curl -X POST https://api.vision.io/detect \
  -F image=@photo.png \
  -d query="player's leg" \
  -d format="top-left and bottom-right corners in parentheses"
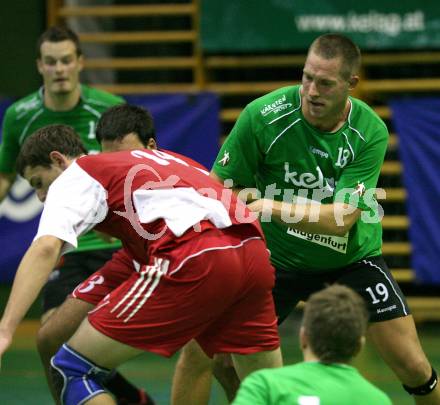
top-left (39, 299), bottom-right (151, 405)
top-left (368, 316), bottom-right (439, 405)
top-left (337, 256), bottom-right (439, 404)
top-left (51, 238), bottom-right (275, 405)
top-left (38, 252), bottom-right (96, 399)
top-left (171, 342), bottom-right (241, 405)
top-left (171, 240), bottom-right (270, 404)
top-left (212, 353), bottom-right (241, 402)
top-left (51, 318), bottom-right (143, 405)
top-left (171, 339), bottom-right (213, 405)
top-left (37, 297), bottom-right (94, 399)
top-left (211, 266), bottom-right (311, 400)
top-left (212, 266), bottom-right (292, 386)
top-left (41, 307), bottom-right (57, 324)
top-left (171, 264), bottom-right (310, 405)
top-left (271, 267), bottom-right (312, 325)
top-left (231, 348), bottom-right (283, 380)
top-left (50, 260), bottom-right (167, 405)
top-left (195, 237), bottom-right (282, 401)
top-left (169, 240), bottom-right (249, 405)
top-left (40, 249), bottom-right (154, 405)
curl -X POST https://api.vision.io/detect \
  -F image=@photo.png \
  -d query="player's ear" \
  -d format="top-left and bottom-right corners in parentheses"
top-left (348, 75), bottom-right (359, 90)
top-left (77, 54), bottom-right (84, 72)
top-left (36, 58), bottom-right (43, 75)
top-left (49, 151), bottom-right (69, 170)
top-left (299, 326), bottom-right (308, 350)
top-left (147, 138), bottom-right (157, 150)
top-left (359, 335), bottom-right (366, 351)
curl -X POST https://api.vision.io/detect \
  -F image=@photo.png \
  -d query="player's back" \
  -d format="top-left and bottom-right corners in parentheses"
top-left (75, 148), bottom-right (263, 262)
top-left (234, 362), bottom-right (392, 405)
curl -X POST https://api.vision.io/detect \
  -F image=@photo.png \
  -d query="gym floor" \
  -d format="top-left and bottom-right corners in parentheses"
top-left (1, 309), bottom-right (439, 404)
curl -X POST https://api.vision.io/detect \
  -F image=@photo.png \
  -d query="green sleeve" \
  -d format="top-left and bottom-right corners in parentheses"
top-left (212, 107), bottom-right (264, 188)
top-left (334, 129), bottom-right (388, 211)
top-left (231, 372), bottom-right (270, 405)
top-left (0, 106), bottom-right (20, 174)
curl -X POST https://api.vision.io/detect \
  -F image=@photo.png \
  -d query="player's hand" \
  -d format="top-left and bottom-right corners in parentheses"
top-left (0, 326), bottom-right (13, 370)
top-left (247, 198), bottom-right (270, 214)
top-left (247, 198), bottom-right (280, 223)
top-left (247, 199), bottom-right (262, 212)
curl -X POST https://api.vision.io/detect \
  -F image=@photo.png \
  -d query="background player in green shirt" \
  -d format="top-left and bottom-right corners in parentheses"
top-left (232, 285), bottom-right (392, 405)
top-left (0, 26), bottom-right (153, 405)
top-left (172, 34), bottom-right (439, 405)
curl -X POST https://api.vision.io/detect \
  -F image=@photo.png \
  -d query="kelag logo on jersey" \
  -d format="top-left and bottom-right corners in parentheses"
top-left (260, 94), bottom-right (292, 116)
top-left (284, 163), bottom-right (336, 194)
top-left (0, 177), bottom-right (42, 221)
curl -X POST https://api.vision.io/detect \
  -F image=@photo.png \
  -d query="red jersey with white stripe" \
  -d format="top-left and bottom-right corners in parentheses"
top-left (36, 149), bottom-right (263, 264)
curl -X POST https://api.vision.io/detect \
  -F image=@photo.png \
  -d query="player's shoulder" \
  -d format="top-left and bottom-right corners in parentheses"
top-left (158, 148), bottom-right (208, 171)
top-left (70, 154), bottom-right (109, 184)
top-left (5, 89), bottom-right (43, 120)
top-left (80, 84), bottom-right (125, 109)
top-left (348, 97), bottom-right (388, 138)
top-left (345, 97), bottom-right (388, 145)
top-left (245, 85), bottom-right (301, 124)
top-left (78, 149), bottom-right (129, 171)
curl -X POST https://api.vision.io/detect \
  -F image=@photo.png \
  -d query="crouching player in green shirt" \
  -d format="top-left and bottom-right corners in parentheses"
top-left (232, 285), bottom-right (392, 405)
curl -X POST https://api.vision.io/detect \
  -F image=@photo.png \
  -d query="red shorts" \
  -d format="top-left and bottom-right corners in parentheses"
top-left (71, 249), bottom-right (134, 305)
top-left (87, 228), bottom-right (279, 357)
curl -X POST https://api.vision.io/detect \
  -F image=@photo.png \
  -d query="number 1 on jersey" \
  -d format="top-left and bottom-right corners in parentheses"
top-left (88, 120), bottom-right (96, 139)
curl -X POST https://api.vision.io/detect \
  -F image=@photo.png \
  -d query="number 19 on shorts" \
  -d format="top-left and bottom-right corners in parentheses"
top-left (365, 283), bottom-right (389, 304)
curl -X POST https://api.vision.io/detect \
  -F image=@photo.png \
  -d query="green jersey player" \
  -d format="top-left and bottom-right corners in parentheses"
top-left (0, 26), bottom-right (153, 405)
top-left (214, 83), bottom-right (385, 271)
top-left (171, 34), bottom-right (439, 405)
top-left (0, 35), bottom-right (124, 316)
top-left (214, 33), bottom-right (438, 404)
top-left (232, 285), bottom-right (392, 405)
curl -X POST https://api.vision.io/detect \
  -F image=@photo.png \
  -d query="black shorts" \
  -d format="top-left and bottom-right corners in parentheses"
top-left (273, 255), bottom-right (410, 324)
top-left (42, 249), bottom-right (117, 313)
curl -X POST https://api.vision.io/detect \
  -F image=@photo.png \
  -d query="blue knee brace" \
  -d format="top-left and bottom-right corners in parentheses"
top-left (50, 344), bottom-right (111, 405)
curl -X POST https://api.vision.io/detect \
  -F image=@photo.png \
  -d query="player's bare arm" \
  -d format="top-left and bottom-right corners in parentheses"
top-left (0, 235), bottom-right (63, 362)
top-left (248, 199), bottom-right (361, 236)
top-left (210, 171), bottom-right (360, 235)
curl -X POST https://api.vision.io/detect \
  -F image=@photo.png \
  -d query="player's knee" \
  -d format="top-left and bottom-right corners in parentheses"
top-left (50, 344), bottom-right (111, 405)
top-left (403, 367), bottom-right (438, 396)
top-left (36, 323), bottom-right (60, 359)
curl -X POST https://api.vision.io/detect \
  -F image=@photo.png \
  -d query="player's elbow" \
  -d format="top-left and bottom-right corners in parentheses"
top-left (331, 204), bottom-right (361, 236)
top-left (32, 236), bottom-right (63, 259)
top-left (332, 223), bottom-right (352, 237)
